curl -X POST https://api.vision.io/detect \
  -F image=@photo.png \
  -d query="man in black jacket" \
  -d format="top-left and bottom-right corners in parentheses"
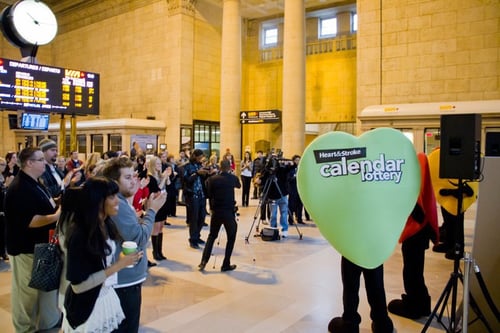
top-left (38, 139), bottom-right (81, 199)
top-left (198, 159), bottom-right (241, 272)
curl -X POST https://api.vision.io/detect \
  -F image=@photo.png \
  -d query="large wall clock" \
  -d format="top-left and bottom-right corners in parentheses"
top-left (1, 0), bottom-right (58, 48)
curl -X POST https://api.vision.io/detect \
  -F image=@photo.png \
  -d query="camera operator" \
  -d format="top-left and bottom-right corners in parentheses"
top-left (198, 159), bottom-right (241, 272)
top-left (260, 151), bottom-right (294, 238)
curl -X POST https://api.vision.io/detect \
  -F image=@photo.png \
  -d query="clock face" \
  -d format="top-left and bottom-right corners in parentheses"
top-left (10, 0), bottom-right (58, 46)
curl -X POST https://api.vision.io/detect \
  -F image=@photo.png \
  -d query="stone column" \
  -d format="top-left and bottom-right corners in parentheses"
top-left (282, 0), bottom-right (305, 157)
top-left (220, 0), bottom-right (241, 158)
top-left (165, 0), bottom-right (196, 155)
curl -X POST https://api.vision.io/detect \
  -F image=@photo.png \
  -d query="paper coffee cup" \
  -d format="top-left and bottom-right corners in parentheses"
top-left (122, 241), bottom-right (138, 268)
top-left (122, 241), bottom-right (137, 255)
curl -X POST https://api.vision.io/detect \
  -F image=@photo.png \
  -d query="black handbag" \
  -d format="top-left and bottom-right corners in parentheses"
top-left (29, 233), bottom-right (63, 291)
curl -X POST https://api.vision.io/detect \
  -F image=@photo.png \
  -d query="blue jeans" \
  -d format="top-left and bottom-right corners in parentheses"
top-left (270, 196), bottom-right (289, 232)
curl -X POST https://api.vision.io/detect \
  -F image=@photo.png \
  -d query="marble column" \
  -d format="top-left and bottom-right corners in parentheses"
top-left (220, 0), bottom-right (241, 159)
top-left (282, 0), bottom-right (305, 157)
top-left (165, 0), bottom-right (196, 156)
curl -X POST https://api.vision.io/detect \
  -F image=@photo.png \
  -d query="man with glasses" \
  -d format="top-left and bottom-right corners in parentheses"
top-left (5, 147), bottom-right (62, 332)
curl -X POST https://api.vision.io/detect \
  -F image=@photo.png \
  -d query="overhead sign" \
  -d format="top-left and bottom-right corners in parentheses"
top-left (240, 110), bottom-right (281, 124)
top-left (0, 57), bottom-right (100, 115)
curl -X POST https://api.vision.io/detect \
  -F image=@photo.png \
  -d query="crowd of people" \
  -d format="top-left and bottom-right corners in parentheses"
top-left (0, 141), bottom-right (473, 333)
top-left (0, 140), bottom-right (313, 332)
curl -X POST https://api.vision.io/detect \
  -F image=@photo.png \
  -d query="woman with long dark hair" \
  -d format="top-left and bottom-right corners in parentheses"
top-left (63, 177), bottom-right (143, 332)
top-left (240, 151), bottom-right (253, 207)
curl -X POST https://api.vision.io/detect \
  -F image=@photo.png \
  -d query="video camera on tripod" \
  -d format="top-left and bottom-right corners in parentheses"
top-left (263, 148), bottom-right (292, 174)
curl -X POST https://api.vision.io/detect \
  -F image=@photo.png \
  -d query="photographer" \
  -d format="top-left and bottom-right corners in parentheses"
top-left (260, 151), bottom-right (294, 238)
top-left (198, 159), bottom-right (241, 272)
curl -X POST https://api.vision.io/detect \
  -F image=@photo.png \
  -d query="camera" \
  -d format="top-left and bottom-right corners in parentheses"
top-left (264, 149), bottom-right (286, 174)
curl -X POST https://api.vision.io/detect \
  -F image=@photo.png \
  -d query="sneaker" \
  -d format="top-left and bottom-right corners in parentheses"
top-left (282, 230), bottom-right (288, 238)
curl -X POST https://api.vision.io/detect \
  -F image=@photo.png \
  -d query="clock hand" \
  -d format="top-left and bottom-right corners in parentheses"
top-left (26, 12), bottom-right (40, 25)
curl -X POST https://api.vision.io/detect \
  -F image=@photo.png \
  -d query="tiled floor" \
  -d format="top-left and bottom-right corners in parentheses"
top-left (0, 195), bottom-right (479, 332)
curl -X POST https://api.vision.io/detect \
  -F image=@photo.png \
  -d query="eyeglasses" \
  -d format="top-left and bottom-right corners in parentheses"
top-left (29, 158), bottom-right (45, 162)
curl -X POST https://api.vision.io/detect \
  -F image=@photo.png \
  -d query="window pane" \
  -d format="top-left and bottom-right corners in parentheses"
top-left (109, 134), bottom-right (122, 152)
top-left (264, 27), bottom-right (278, 45)
top-left (320, 18), bottom-right (337, 38)
top-left (77, 135), bottom-right (87, 154)
top-left (65, 135), bottom-right (71, 154)
top-left (92, 134), bottom-right (103, 153)
top-left (352, 13), bottom-right (358, 32)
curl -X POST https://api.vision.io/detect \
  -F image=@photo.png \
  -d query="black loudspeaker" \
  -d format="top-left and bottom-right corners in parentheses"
top-left (439, 114), bottom-right (481, 179)
top-left (485, 132), bottom-right (500, 156)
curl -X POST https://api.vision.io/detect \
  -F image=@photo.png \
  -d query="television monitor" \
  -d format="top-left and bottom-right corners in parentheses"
top-left (20, 112), bottom-right (50, 130)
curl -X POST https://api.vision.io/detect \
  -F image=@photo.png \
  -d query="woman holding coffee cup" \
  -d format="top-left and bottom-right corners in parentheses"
top-left (63, 177), bottom-right (143, 332)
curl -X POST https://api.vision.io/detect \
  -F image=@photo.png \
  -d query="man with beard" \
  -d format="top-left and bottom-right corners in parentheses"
top-left (38, 139), bottom-right (81, 199)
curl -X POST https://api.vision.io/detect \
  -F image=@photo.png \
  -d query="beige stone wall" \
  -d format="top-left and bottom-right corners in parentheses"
top-left (193, 15), bottom-right (222, 121)
top-left (357, 0), bottom-right (500, 121)
top-left (305, 51), bottom-right (356, 123)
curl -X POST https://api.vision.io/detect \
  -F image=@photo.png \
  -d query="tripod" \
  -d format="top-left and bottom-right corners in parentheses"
top-left (245, 171), bottom-right (303, 242)
top-left (422, 179), bottom-right (494, 332)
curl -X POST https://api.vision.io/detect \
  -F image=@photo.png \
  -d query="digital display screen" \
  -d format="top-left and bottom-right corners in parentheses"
top-left (0, 57), bottom-right (99, 115)
top-left (20, 112), bottom-right (50, 130)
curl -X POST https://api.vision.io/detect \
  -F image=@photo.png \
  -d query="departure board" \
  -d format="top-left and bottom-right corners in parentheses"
top-left (0, 57), bottom-right (99, 115)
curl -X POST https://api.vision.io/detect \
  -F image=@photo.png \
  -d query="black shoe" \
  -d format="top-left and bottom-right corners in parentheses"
top-left (197, 239), bottom-right (206, 244)
top-left (371, 318), bottom-right (393, 333)
top-left (203, 222), bottom-right (208, 226)
top-left (164, 221), bottom-right (171, 226)
top-left (388, 294), bottom-right (430, 319)
top-left (147, 260), bottom-right (157, 267)
top-left (189, 242), bottom-right (200, 249)
top-left (327, 317), bottom-right (359, 333)
top-left (198, 261), bottom-right (207, 271)
top-left (221, 264), bottom-right (236, 272)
